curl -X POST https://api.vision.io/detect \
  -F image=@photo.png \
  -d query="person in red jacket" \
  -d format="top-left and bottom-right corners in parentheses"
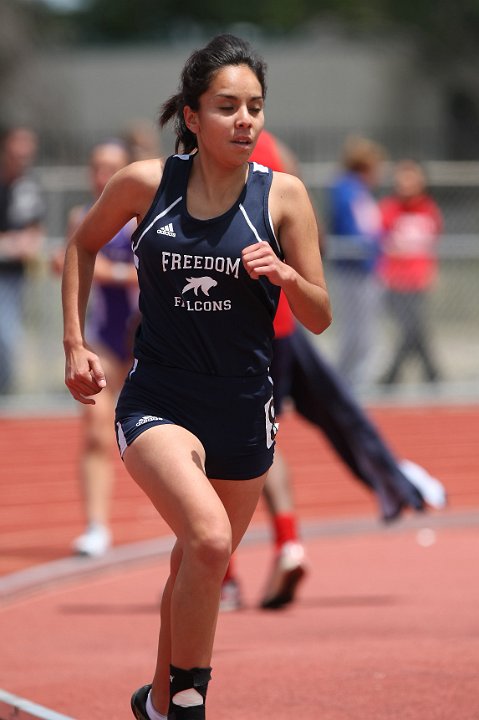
top-left (220, 134), bottom-right (446, 612)
top-left (378, 160), bottom-right (442, 384)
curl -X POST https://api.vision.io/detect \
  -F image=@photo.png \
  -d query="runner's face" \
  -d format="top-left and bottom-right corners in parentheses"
top-left (185, 64), bottom-right (264, 163)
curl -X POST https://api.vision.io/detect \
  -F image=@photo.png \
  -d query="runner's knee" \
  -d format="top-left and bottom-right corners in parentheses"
top-left (189, 526), bottom-right (232, 577)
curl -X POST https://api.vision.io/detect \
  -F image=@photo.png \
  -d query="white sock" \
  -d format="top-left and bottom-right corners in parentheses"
top-left (146, 690), bottom-right (168, 720)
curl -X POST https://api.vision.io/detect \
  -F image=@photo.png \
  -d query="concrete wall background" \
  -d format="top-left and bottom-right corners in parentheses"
top-left (13, 32), bottom-right (445, 162)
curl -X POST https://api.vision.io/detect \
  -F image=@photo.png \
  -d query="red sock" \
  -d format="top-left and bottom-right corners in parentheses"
top-left (273, 513), bottom-right (298, 549)
top-left (223, 555), bottom-right (236, 582)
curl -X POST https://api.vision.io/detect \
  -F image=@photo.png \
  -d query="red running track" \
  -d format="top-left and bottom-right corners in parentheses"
top-left (1, 405), bottom-right (478, 577)
top-left (1, 520), bottom-right (479, 719)
top-left (1, 405), bottom-right (478, 719)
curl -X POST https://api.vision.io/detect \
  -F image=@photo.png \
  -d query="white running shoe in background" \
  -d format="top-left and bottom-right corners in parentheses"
top-left (72, 523), bottom-right (112, 557)
top-left (219, 578), bottom-right (243, 612)
top-left (260, 541), bottom-right (308, 610)
top-left (399, 459), bottom-right (448, 510)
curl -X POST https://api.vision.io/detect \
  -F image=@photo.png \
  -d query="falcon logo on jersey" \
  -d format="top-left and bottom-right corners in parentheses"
top-left (175, 275), bottom-right (231, 311)
top-left (182, 276), bottom-right (218, 296)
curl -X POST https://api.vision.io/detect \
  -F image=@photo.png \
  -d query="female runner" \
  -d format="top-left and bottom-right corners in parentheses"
top-left (62, 33), bottom-right (331, 720)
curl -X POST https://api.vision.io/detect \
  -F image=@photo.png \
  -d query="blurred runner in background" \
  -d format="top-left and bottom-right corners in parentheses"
top-left (220, 130), bottom-right (447, 612)
top-left (52, 138), bottom-right (138, 557)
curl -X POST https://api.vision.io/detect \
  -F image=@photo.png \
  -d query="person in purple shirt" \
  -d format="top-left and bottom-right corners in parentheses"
top-left (53, 139), bottom-right (138, 557)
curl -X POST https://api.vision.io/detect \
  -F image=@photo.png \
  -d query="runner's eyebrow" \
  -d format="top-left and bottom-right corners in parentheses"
top-left (215, 93), bottom-right (264, 102)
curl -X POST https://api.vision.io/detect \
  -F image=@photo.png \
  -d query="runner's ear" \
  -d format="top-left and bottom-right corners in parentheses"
top-left (183, 106), bottom-right (199, 135)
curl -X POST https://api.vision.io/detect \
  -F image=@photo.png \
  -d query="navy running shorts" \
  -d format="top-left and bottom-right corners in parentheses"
top-left (115, 359), bottom-right (278, 480)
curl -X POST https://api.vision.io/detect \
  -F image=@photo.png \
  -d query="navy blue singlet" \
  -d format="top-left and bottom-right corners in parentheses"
top-left (115, 153), bottom-right (282, 479)
top-left (131, 153), bottom-right (282, 376)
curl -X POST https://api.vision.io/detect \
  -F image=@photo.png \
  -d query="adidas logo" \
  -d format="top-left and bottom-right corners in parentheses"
top-left (135, 415), bottom-right (163, 427)
top-left (157, 222), bottom-right (176, 237)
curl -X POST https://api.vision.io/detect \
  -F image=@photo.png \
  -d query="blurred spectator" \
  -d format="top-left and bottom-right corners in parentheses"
top-left (123, 118), bottom-right (161, 161)
top-left (329, 135), bottom-right (385, 389)
top-left (0, 126), bottom-right (45, 394)
top-left (378, 160), bottom-right (443, 384)
top-left (52, 139), bottom-right (138, 557)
